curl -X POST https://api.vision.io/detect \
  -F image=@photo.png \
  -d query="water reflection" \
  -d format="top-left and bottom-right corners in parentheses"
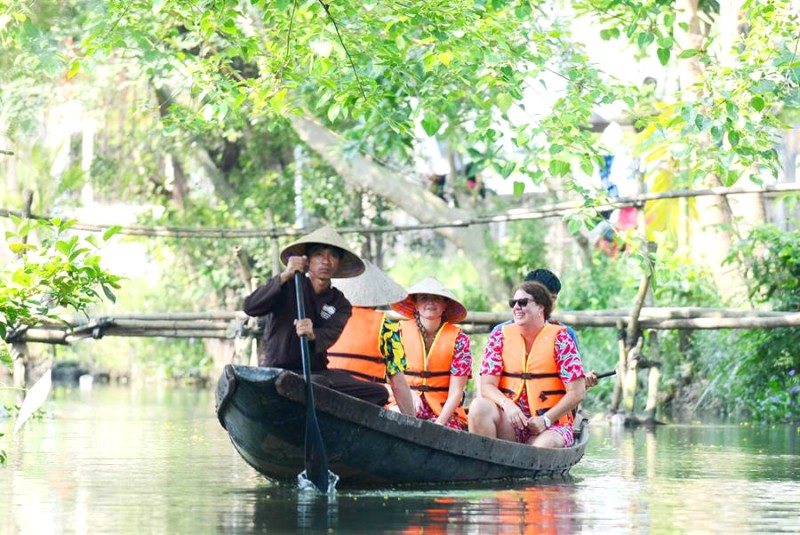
top-left (229, 483), bottom-right (582, 534)
top-left (2, 385), bottom-right (799, 534)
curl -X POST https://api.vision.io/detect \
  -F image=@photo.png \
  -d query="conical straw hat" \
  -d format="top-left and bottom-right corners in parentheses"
top-left (391, 277), bottom-right (468, 323)
top-left (280, 226), bottom-right (365, 278)
top-left (333, 260), bottom-right (408, 307)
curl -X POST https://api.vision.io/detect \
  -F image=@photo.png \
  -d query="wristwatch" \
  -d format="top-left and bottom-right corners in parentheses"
top-left (542, 414), bottom-right (551, 429)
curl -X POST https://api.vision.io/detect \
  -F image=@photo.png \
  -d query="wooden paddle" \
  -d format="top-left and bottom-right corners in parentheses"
top-left (294, 271), bottom-right (331, 493)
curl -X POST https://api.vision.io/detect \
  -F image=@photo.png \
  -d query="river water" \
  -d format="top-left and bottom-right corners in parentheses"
top-left (1, 384), bottom-right (798, 534)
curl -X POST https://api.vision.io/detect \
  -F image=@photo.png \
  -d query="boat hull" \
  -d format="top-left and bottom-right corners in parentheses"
top-left (216, 365), bottom-right (588, 486)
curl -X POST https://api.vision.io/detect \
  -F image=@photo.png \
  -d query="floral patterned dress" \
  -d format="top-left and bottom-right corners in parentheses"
top-left (416, 330), bottom-right (473, 430)
top-left (479, 328), bottom-right (585, 446)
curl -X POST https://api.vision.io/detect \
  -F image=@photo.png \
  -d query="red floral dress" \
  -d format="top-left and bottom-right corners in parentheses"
top-left (479, 328), bottom-right (585, 445)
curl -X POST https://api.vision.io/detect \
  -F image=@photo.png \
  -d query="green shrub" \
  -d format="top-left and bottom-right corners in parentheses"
top-left (707, 223), bottom-right (800, 422)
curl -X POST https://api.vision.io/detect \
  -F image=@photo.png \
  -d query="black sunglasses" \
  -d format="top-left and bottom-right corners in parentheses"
top-left (508, 298), bottom-right (533, 308)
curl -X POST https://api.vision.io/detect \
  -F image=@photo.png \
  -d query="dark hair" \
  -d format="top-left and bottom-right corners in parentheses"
top-left (306, 243), bottom-right (344, 259)
top-left (524, 269), bottom-right (561, 296)
top-left (516, 281), bottom-right (554, 320)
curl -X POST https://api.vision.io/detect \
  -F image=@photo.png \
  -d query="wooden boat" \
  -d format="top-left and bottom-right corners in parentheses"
top-left (215, 364), bottom-right (589, 487)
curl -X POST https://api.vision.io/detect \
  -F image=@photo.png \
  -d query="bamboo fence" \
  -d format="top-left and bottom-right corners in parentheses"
top-left (8, 307), bottom-right (800, 345)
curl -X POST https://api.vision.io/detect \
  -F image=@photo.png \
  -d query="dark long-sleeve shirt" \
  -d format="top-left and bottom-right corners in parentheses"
top-left (243, 273), bottom-right (352, 372)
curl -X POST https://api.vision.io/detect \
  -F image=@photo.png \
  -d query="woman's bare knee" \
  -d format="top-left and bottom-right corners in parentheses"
top-left (529, 430), bottom-right (565, 448)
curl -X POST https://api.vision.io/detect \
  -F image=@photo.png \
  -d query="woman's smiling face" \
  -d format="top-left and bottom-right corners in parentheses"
top-left (510, 289), bottom-right (543, 327)
top-left (415, 293), bottom-right (446, 320)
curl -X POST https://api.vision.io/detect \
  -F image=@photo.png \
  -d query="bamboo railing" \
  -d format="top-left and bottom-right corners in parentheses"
top-left (7, 307), bottom-right (800, 344)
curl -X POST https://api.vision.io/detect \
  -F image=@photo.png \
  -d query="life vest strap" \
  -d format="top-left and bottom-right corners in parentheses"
top-left (501, 372), bottom-right (560, 380)
top-left (538, 389), bottom-right (566, 402)
top-left (328, 352), bottom-right (385, 364)
top-left (345, 370), bottom-right (386, 384)
top-left (412, 384), bottom-right (449, 393)
top-left (405, 370), bottom-right (450, 378)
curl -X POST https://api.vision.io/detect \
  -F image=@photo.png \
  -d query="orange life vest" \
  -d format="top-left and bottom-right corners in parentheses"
top-left (327, 307), bottom-right (387, 383)
top-left (399, 320), bottom-right (467, 424)
top-left (498, 322), bottom-right (572, 427)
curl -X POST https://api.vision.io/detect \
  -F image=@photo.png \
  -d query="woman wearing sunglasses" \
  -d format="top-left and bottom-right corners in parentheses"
top-left (468, 281), bottom-right (587, 448)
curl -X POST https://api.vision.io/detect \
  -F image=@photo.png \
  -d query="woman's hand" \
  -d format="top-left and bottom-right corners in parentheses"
top-left (526, 416), bottom-right (548, 435)
top-left (501, 398), bottom-right (526, 430)
top-left (585, 371), bottom-right (598, 388)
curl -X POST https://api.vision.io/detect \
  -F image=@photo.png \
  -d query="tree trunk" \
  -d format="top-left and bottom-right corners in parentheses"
top-left (289, 115), bottom-right (509, 303)
top-left (154, 87), bottom-right (189, 209)
top-left (675, 0), bottom-right (749, 303)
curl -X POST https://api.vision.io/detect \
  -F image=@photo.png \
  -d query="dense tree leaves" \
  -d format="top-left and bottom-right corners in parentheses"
top-left (1, 0), bottom-right (797, 304)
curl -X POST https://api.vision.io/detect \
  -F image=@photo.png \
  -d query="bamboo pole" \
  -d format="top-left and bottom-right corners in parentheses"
top-left (3, 183), bottom-right (799, 239)
top-left (110, 319), bottom-right (231, 330)
top-left (622, 336), bottom-right (644, 413)
top-left (573, 307), bottom-right (787, 318)
top-left (100, 312), bottom-right (246, 320)
top-left (610, 321), bottom-right (626, 412)
top-left (643, 329), bottom-right (662, 422)
top-left (618, 242), bottom-right (656, 416)
top-left (9, 308), bottom-right (800, 344)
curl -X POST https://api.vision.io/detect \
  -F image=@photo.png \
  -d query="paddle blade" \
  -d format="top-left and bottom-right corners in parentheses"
top-left (304, 406), bottom-right (333, 493)
top-left (14, 369), bottom-right (52, 434)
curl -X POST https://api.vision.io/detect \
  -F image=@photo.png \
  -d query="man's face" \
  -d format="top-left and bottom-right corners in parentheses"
top-left (308, 246), bottom-right (341, 281)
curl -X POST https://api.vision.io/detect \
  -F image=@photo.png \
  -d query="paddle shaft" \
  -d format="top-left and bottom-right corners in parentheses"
top-left (595, 369), bottom-right (617, 379)
top-left (294, 271), bottom-right (330, 493)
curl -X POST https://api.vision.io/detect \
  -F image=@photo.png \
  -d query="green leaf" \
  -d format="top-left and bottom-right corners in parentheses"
top-left (11, 269), bottom-right (30, 286)
top-left (750, 96), bottom-right (765, 112)
top-left (657, 36), bottom-right (674, 49)
top-left (420, 113), bottom-right (442, 136)
top-left (422, 53), bottom-right (437, 72)
top-left (102, 285), bottom-right (117, 303)
top-left (728, 130), bottom-right (740, 147)
top-left (327, 103), bottom-right (341, 122)
top-left (496, 93), bottom-right (513, 114)
top-left (678, 49), bottom-right (699, 59)
top-left (56, 240), bottom-right (72, 256)
top-left (657, 48), bottom-right (670, 66)
top-left (67, 60), bottom-right (81, 79)
top-left (549, 159), bottom-right (571, 177)
top-left (8, 242), bottom-right (36, 254)
top-left (102, 225), bottom-right (122, 241)
top-left (637, 32), bottom-right (654, 49)
top-left (580, 157), bottom-right (594, 176)
top-left (495, 161), bottom-right (516, 179)
top-left (514, 131), bottom-right (530, 146)
top-left (513, 181), bottom-right (526, 197)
